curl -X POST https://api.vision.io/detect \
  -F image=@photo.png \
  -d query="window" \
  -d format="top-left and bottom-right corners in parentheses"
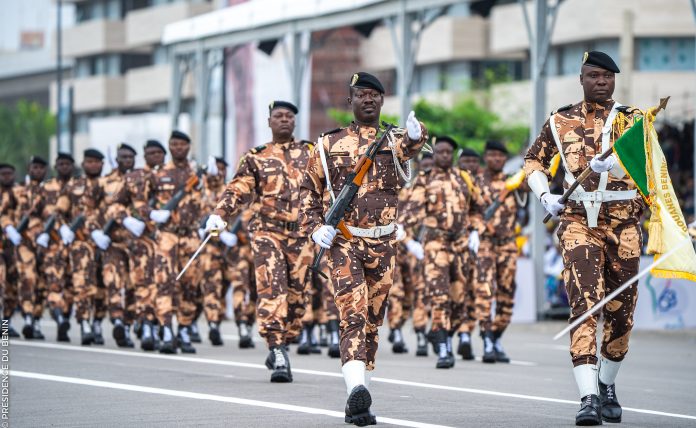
top-left (413, 64), bottom-right (442, 94)
top-left (636, 37), bottom-right (695, 71)
top-left (152, 45), bottom-right (168, 65)
top-left (444, 61), bottom-right (471, 91)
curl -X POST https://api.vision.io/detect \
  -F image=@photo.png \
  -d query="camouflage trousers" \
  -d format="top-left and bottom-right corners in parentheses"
top-left (69, 239), bottom-right (100, 322)
top-left (251, 230), bottom-right (312, 348)
top-left (1, 242), bottom-right (18, 318)
top-left (423, 238), bottom-right (466, 333)
top-left (103, 242), bottom-right (136, 324)
top-left (224, 242), bottom-right (256, 325)
top-left (129, 235), bottom-right (157, 323)
top-left (452, 247), bottom-right (477, 334)
top-left (410, 252), bottom-right (428, 331)
top-left (388, 244), bottom-right (415, 330)
top-left (558, 217), bottom-right (641, 367)
top-left (198, 243), bottom-right (225, 323)
top-left (153, 230), bottom-right (203, 327)
top-left (15, 240), bottom-right (40, 316)
top-left (43, 241), bottom-right (71, 315)
top-left (475, 239), bottom-right (518, 334)
top-left (328, 236), bottom-right (396, 371)
top-left (316, 258), bottom-right (338, 323)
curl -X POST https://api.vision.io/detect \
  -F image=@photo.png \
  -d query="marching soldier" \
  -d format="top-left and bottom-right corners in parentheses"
top-left (205, 100), bottom-right (314, 382)
top-left (0, 163), bottom-right (20, 337)
top-left (299, 72), bottom-right (427, 425)
top-left (458, 147), bottom-right (480, 176)
top-left (525, 51), bottom-right (643, 425)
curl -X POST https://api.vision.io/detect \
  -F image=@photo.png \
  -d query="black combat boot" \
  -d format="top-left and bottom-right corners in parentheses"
top-left (3, 318), bottom-right (20, 338)
top-left (435, 330), bottom-right (452, 369)
top-left (345, 385), bottom-right (375, 426)
top-left (297, 324), bottom-right (312, 355)
top-left (481, 331), bottom-right (496, 363)
top-left (32, 318), bottom-right (45, 340)
top-left (318, 323), bottom-right (328, 347)
top-left (327, 319), bottom-right (341, 358)
top-left (599, 382), bottom-right (621, 423)
top-left (457, 332), bottom-right (474, 360)
top-left (268, 346), bottom-right (293, 383)
top-left (121, 325), bottom-right (135, 348)
top-left (22, 314), bottom-right (33, 339)
top-left (92, 319), bottom-right (105, 345)
top-left (576, 394), bottom-right (602, 426)
top-left (493, 331), bottom-right (510, 363)
top-left (158, 324), bottom-right (177, 354)
top-left (308, 324), bottom-right (321, 354)
top-left (177, 325), bottom-right (197, 353)
top-left (238, 321), bottom-right (254, 349)
top-left (140, 321), bottom-right (155, 351)
top-left (133, 320), bottom-right (142, 339)
top-left (415, 329), bottom-right (428, 357)
top-left (208, 321), bottom-right (223, 346)
top-left (53, 308), bottom-right (70, 342)
top-left (112, 318), bottom-right (128, 347)
top-left (391, 328), bottom-right (408, 354)
top-left (80, 319), bottom-right (94, 345)
top-left (189, 322), bottom-right (202, 343)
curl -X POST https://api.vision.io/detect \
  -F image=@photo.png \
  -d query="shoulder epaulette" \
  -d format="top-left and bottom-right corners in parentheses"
top-left (616, 105), bottom-right (640, 114)
top-left (300, 140), bottom-right (314, 149)
top-left (550, 104), bottom-right (573, 115)
top-left (250, 145), bottom-right (266, 154)
top-left (320, 128), bottom-right (342, 137)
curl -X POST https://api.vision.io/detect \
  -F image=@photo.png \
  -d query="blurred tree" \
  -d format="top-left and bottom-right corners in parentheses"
top-left (0, 101), bottom-right (55, 177)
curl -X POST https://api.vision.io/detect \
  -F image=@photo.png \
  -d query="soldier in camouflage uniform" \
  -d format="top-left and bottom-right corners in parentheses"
top-left (12, 156), bottom-right (48, 339)
top-left (402, 136), bottom-right (471, 369)
top-left (0, 163), bottom-right (20, 337)
top-left (206, 100), bottom-right (313, 382)
top-left (299, 72), bottom-right (427, 425)
top-left (525, 51), bottom-right (642, 425)
top-left (35, 153), bottom-right (75, 342)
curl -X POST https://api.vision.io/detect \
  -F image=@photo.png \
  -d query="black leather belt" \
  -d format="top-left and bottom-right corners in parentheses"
top-left (261, 216), bottom-right (299, 232)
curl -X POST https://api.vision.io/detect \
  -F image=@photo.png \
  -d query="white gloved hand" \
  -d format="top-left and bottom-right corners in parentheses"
top-left (36, 232), bottom-right (50, 248)
top-left (123, 216), bottom-right (145, 238)
top-left (4, 225), bottom-right (21, 246)
top-left (468, 230), bottom-right (480, 254)
top-left (219, 230), bottom-right (238, 248)
top-left (207, 155), bottom-right (219, 176)
top-left (149, 209), bottom-right (171, 224)
top-left (198, 228), bottom-right (206, 240)
top-left (312, 225), bottom-right (338, 250)
top-left (91, 229), bottom-right (111, 251)
top-left (590, 154), bottom-right (617, 173)
top-left (205, 214), bottom-right (227, 233)
top-left (406, 111), bottom-right (422, 141)
top-left (395, 224), bottom-right (406, 241)
top-left (541, 193), bottom-right (565, 217)
top-left (59, 224), bottom-right (75, 245)
top-left (405, 239), bottom-right (424, 260)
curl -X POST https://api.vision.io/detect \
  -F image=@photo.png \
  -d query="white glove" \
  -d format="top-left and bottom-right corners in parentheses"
top-left (541, 193), bottom-right (565, 217)
top-left (4, 225), bottom-right (21, 246)
top-left (468, 230), bottom-right (480, 254)
top-left (405, 239), bottom-right (424, 260)
top-left (123, 216), bottom-right (145, 238)
top-left (219, 230), bottom-right (238, 248)
top-left (395, 224), bottom-right (406, 241)
top-left (207, 155), bottom-right (219, 176)
top-left (406, 111), bottom-right (421, 141)
top-left (205, 214), bottom-right (227, 233)
top-left (312, 225), bottom-right (338, 250)
top-left (149, 209), bottom-right (171, 224)
top-left (91, 229), bottom-right (111, 251)
top-left (590, 154), bottom-right (617, 173)
top-left (36, 232), bottom-right (50, 248)
top-left (198, 228), bottom-right (206, 240)
top-left (59, 224), bottom-right (75, 245)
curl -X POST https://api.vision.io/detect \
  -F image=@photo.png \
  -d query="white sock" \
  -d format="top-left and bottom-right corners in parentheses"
top-left (573, 364), bottom-right (599, 398)
top-left (342, 360), bottom-right (366, 395)
top-left (599, 356), bottom-right (621, 385)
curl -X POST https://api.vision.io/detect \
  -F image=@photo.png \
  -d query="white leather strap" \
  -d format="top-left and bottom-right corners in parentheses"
top-left (317, 136), bottom-right (336, 203)
top-left (568, 189), bottom-right (637, 203)
top-left (346, 223), bottom-right (396, 239)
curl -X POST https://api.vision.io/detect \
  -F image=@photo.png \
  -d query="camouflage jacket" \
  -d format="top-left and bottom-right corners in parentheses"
top-left (39, 177), bottom-right (71, 235)
top-left (14, 180), bottom-right (44, 240)
top-left (0, 185), bottom-right (18, 231)
top-left (99, 169), bottom-right (130, 241)
top-left (300, 122), bottom-right (427, 237)
top-left (470, 169), bottom-right (517, 240)
top-left (524, 99), bottom-right (644, 222)
top-left (57, 176), bottom-right (105, 237)
top-left (214, 138), bottom-right (312, 238)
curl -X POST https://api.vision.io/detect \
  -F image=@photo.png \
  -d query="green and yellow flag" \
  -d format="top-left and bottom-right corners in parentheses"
top-left (613, 100), bottom-right (696, 282)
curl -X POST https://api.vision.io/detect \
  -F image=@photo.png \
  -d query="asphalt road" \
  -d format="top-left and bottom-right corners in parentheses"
top-left (6, 318), bottom-right (696, 428)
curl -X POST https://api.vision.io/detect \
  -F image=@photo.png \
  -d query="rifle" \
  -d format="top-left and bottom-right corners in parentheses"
top-left (69, 214), bottom-right (87, 242)
top-left (158, 167), bottom-right (205, 228)
top-left (482, 170), bottom-right (526, 222)
top-left (310, 122), bottom-right (396, 279)
top-left (16, 215), bottom-right (30, 236)
top-left (42, 213), bottom-right (60, 242)
top-left (102, 219), bottom-right (116, 236)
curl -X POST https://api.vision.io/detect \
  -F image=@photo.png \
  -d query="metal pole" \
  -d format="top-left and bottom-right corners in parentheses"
top-left (56, 0), bottom-right (64, 152)
top-left (691, 0), bottom-right (696, 223)
top-left (169, 55), bottom-right (183, 130)
top-left (221, 48), bottom-right (227, 162)
top-left (397, 0), bottom-right (413, 125)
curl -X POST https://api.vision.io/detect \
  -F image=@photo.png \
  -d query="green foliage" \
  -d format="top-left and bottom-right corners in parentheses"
top-left (327, 108), bottom-right (400, 128)
top-left (0, 101), bottom-right (55, 176)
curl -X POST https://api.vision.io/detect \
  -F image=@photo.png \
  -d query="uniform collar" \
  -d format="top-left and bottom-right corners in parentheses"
top-left (350, 122), bottom-right (378, 139)
top-left (583, 98), bottom-right (614, 114)
top-left (272, 136), bottom-right (295, 147)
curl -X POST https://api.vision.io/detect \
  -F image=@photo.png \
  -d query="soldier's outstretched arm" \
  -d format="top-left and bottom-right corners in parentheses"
top-left (394, 112), bottom-right (429, 162)
top-left (212, 154), bottom-right (257, 224)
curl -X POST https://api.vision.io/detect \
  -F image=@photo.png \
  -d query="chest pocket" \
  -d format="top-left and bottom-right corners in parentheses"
top-left (373, 152), bottom-right (398, 190)
top-left (259, 166), bottom-right (285, 196)
top-left (563, 141), bottom-right (588, 173)
top-left (329, 154), bottom-right (355, 192)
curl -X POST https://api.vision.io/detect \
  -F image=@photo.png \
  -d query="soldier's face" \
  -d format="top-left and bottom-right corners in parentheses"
top-left (216, 161), bottom-right (227, 178)
top-left (420, 157), bottom-right (434, 173)
top-left (55, 159), bottom-right (74, 178)
top-left (169, 138), bottom-right (190, 161)
top-left (144, 147), bottom-right (165, 168)
top-left (433, 142), bottom-right (454, 170)
top-left (82, 158), bottom-right (103, 177)
top-left (458, 156), bottom-right (479, 174)
top-left (268, 108), bottom-right (295, 139)
top-left (580, 65), bottom-right (615, 103)
top-left (116, 149), bottom-right (135, 172)
top-left (28, 163), bottom-right (47, 181)
top-left (349, 88), bottom-right (383, 125)
top-left (484, 150), bottom-right (507, 172)
top-left (0, 168), bottom-right (15, 187)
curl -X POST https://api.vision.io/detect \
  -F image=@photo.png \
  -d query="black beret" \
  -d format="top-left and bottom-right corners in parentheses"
top-left (56, 152), bottom-right (75, 163)
top-left (144, 139), bottom-right (166, 153)
top-left (170, 130), bottom-right (191, 142)
top-left (83, 148), bottom-right (105, 160)
top-left (421, 152), bottom-right (433, 159)
top-left (268, 100), bottom-right (298, 115)
top-left (214, 156), bottom-right (228, 167)
top-left (0, 163), bottom-right (15, 171)
top-left (582, 51), bottom-right (620, 73)
top-left (117, 143), bottom-right (136, 155)
top-left (434, 136), bottom-right (458, 150)
top-left (29, 155), bottom-right (48, 166)
top-left (349, 72), bottom-right (385, 94)
top-left (484, 140), bottom-right (508, 155)
top-left (459, 148), bottom-right (480, 158)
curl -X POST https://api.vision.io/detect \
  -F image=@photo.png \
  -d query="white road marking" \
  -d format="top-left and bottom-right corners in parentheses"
top-left (11, 341), bottom-right (696, 421)
top-left (11, 370), bottom-right (451, 428)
